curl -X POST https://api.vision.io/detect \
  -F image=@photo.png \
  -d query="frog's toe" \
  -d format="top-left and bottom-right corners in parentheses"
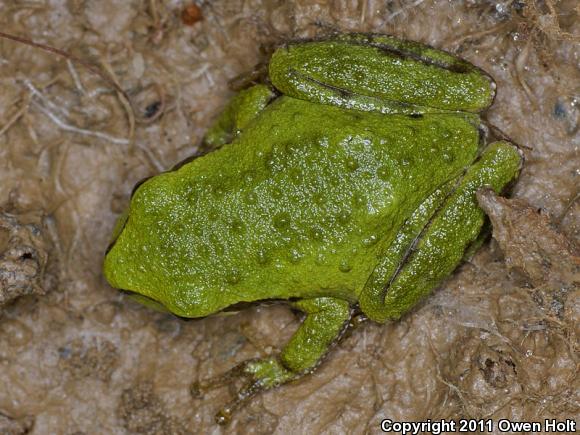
top-left (192, 357), bottom-right (294, 425)
top-left (191, 358), bottom-right (258, 398)
top-left (215, 377), bottom-right (265, 425)
top-left (215, 406), bottom-right (233, 425)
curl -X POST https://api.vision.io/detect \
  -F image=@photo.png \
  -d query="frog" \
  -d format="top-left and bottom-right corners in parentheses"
top-left (103, 33), bottom-right (522, 424)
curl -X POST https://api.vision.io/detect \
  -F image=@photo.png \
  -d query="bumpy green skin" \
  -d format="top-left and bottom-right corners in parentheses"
top-left (105, 98), bottom-right (484, 316)
top-left (103, 33), bottom-right (522, 416)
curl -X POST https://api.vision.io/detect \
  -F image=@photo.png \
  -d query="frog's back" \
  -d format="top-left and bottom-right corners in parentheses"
top-left (104, 97), bottom-right (481, 317)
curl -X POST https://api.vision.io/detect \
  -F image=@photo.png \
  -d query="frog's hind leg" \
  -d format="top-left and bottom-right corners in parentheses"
top-left (203, 84), bottom-right (275, 149)
top-left (192, 297), bottom-right (351, 425)
top-left (360, 141), bottom-right (523, 323)
top-left (269, 33), bottom-right (496, 114)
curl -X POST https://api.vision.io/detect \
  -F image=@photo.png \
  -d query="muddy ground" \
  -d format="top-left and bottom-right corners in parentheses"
top-left (0, 1), bottom-right (578, 434)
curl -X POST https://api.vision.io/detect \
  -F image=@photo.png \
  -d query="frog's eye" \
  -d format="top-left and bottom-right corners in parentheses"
top-left (130, 175), bottom-right (154, 198)
top-left (170, 150), bottom-right (208, 171)
top-left (121, 290), bottom-right (171, 314)
top-left (105, 207), bottom-right (129, 255)
top-left (105, 174), bottom-right (156, 256)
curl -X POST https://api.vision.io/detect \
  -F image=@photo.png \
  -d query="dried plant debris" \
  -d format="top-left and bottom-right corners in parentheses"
top-left (465, 0), bottom-right (579, 42)
top-left (463, 0), bottom-right (580, 117)
top-left (477, 188), bottom-right (580, 289)
top-left (118, 382), bottom-right (188, 435)
top-left (0, 411), bottom-right (34, 435)
top-left (0, 210), bottom-right (58, 310)
top-left (522, 0), bottom-right (580, 42)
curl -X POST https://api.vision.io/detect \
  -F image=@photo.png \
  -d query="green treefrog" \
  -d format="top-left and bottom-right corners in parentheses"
top-left (103, 33), bottom-right (522, 424)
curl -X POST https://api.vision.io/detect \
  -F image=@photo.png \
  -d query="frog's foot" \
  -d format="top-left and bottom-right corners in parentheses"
top-left (350, 307), bottom-right (369, 327)
top-left (192, 296), bottom-right (351, 425)
top-left (333, 311), bottom-right (368, 343)
top-left (192, 357), bottom-right (295, 425)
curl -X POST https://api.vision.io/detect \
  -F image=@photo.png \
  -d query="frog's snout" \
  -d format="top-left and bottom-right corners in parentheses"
top-left (105, 207), bottom-right (130, 255)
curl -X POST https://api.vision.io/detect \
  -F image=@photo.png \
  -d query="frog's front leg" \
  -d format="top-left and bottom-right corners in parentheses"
top-left (203, 83), bottom-right (275, 148)
top-left (194, 297), bottom-right (351, 425)
top-left (360, 141), bottom-right (523, 323)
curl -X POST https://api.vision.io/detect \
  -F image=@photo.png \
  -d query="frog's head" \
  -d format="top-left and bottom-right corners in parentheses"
top-left (103, 206), bottom-right (170, 312)
top-left (103, 174), bottom-right (236, 319)
top-left (104, 203), bottom-right (169, 315)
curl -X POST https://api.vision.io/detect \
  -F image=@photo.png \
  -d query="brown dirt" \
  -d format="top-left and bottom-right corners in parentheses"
top-left (0, 410), bottom-right (34, 435)
top-left (0, 0), bottom-right (578, 434)
top-left (118, 382), bottom-right (188, 435)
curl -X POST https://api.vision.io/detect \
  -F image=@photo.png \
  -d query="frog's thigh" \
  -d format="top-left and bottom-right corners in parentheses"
top-left (204, 297), bottom-right (351, 424)
top-left (241, 297), bottom-right (351, 387)
top-left (203, 84), bottom-right (274, 148)
top-left (269, 34), bottom-right (495, 114)
top-left (361, 141), bottom-right (522, 322)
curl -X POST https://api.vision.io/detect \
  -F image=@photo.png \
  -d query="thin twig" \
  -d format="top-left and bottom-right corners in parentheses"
top-left (387, 0), bottom-right (425, 21)
top-left (99, 58), bottom-right (136, 143)
top-left (24, 80), bottom-right (70, 118)
top-left (66, 59), bottom-right (86, 95)
top-left (0, 30), bottom-right (129, 101)
top-left (448, 23), bottom-right (510, 49)
top-left (0, 95), bottom-right (31, 137)
top-left (0, 30), bottom-right (137, 143)
top-left (514, 38), bottom-right (538, 108)
top-left (29, 91), bottom-right (129, 145)
top-left (556, 190), bottom-right (580, 224)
